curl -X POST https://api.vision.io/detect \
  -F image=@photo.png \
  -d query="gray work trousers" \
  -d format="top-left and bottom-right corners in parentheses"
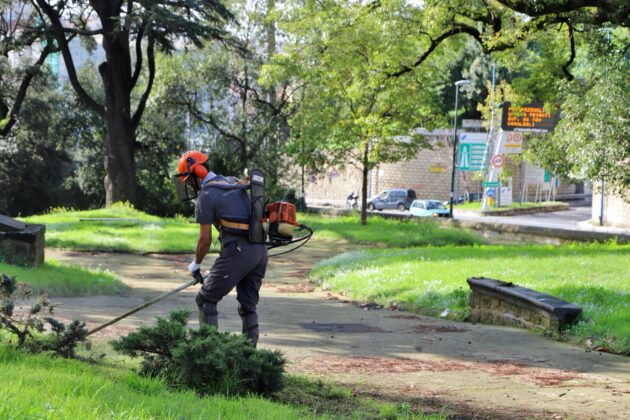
top-left (197, 237), bottom-right (267, 345)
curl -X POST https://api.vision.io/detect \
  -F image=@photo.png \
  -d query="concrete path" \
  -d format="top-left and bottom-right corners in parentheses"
top-left (48, 240), bottom-right (630, 419)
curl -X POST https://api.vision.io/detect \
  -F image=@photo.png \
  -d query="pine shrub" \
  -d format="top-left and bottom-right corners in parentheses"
top-left (111, 310), bottom-right (286, 396)
top-left (0, 273), bottom-right (87, 357)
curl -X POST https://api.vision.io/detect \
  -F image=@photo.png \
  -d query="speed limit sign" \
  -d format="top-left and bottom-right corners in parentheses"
top-left (491, 154), bottom-right (505, 168)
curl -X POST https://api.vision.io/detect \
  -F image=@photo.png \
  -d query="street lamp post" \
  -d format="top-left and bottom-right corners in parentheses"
top-left (599, 29), bottom-right (611, 226)
top-left (449, 79), bottom-right (471, 218)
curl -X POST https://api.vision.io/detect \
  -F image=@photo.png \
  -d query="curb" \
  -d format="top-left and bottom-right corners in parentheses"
top-left (439, 218), bottom-right (630, 244)
top-left (478, 203), bottom-right (570, 216)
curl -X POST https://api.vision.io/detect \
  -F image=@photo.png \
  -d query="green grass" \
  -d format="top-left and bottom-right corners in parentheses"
top-left (299, 214), bottom-right (481, 247)
top-left (0, 259), bottom-right (127, 296)
top-left (22, 206), bottom-right (480, 253)
top-left (0, 345), bottom-right (306, 419)
top-left (23, 203), bottom-right (220, 253)
top-left (278, 376), bottom-right (443, 419)
top-left (310, 243), bottom-right (630, 354)
top-left (0, 344), bottom-right (442, 419)
top-left (454, 201), bottom-right (565, 211)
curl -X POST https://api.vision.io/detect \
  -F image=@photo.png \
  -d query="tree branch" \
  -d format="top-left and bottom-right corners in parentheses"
top-left (131, 32), bottom-right (155, 132)
top-left (130, 19), bottom-right (148, 89)
top-left (562, 22), bottom-right (576, 81)
top-left (0, 46), bottom-right (50, 135)
top-left (34, 0), bottom-right (105, 118)
top-left (182, 95), bottom-right (244, 145)
top-left (61, 27), bottom-right (104, 36)
top-left (387, 24), bottom-right (482, 78)
top-left (496, 0), bottom-right (628, 26)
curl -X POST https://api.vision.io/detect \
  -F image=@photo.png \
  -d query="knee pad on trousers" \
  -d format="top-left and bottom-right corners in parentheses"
top-left (196, 293), bottom-right (218, 329)
top-left (238, 305), bottom-right (259, 348)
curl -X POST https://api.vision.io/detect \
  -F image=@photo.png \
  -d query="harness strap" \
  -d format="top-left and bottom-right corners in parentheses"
top-left (219, 218), bottom-right (249, 231)
top-left (203, 178), bottom-right (250, 190)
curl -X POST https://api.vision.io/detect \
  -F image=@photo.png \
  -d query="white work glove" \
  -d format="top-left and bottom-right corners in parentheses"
top-left (188, 260), bottom-right (201, 274)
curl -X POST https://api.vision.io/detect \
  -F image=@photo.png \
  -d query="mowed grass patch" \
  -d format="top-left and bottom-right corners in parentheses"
top-left (0, 345), bottom-right (443, 419)
top-left (299, 213), bottom-right (481, 246)
top-left (0, 345), bottom-right (305, 419)
top-left (23, 203), bottom-right (220, 253)
top-left (310, 243), bottom-right (630, 353)
top-left (0, 259), bottom-right (126, 296)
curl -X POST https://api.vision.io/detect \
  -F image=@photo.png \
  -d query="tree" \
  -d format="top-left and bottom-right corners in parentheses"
top-left (528, 30), bottom-right (629, 194)
top-left (0, 69), bottom-right (82, 216)
top-left (154, 0), bottom-right (296, 197)
top-left (28, 0), bottom-right (233, 205)
top-left (275, 1), bottom-right (443, 224)
top-left (278, 0), bottom-right (628, 218)
top-left (1, 0), bottom-right (60, 136)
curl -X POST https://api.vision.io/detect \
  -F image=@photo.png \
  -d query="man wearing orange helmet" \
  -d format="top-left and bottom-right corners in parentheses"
top-left (176, 150), bottom-right (268, 347)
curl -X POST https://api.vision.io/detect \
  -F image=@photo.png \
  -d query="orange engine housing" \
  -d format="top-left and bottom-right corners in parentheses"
top-left (266, 201), bottom-right (299, 226)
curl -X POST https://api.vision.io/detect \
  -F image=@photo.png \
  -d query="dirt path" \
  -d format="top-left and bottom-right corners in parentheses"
top-left (48, 240), bottom-right (630, 419)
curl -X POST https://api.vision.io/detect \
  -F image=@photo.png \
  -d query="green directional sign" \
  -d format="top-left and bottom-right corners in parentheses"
top-left (458, 133), bottom-right (487, 171)
top-left (482, 181), bottom-right (501, 188)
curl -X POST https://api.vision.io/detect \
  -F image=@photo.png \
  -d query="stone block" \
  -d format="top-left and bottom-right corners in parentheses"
top-left (467, 277), bottom-right (582, 332)
top-left (0, 223), bottom-right (46, 267)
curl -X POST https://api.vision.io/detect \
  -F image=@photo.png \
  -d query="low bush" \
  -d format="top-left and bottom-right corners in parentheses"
top-left (0, 274), bottom-right (87, 357)
top-left (112, 310), bottom-right (286, 396)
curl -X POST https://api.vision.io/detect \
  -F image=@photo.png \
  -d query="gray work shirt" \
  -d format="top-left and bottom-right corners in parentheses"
top-left (195, 174), bottom-right (251, 231)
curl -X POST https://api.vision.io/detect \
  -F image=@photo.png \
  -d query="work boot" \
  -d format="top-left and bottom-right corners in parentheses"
top-left (196, 293), bottom-right (218, 328)
top-left (238, 306), bottom-right (259, 348)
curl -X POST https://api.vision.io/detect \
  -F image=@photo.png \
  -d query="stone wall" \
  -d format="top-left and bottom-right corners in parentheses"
top-left (592, 190), bottom-right (630, 228)
top-left (0, 224), bottom-right (46, 267)
top-left (296, 133), bottom-right (576, 206)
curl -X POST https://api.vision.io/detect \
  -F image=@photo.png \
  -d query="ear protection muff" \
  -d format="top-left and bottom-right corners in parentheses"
top-left (187, 157), bottom-right (209, 179)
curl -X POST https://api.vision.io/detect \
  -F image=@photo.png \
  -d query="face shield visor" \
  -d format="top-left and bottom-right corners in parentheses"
top-left (172, 171), bottom-right (201, 202)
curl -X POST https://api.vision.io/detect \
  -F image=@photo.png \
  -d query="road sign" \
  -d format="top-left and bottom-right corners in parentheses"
top-left (486, 188), bottom-right (496, 198)
top-left (525, 162), bottom-right (545, 185)
top-left (429, 166), bottom-right (446, 173)
top-left (458, 133), bottom-right (487, 171)
top-left (491, 154), bottom-right (505, 168)
top-left (499, 186), bottom-right (513, 206)
top-left (500, 102), bottom-right (560, 133)
top-left (482, 181), bottom-right (500, 188)
top-left (502, 131), bottom-right (523, 154)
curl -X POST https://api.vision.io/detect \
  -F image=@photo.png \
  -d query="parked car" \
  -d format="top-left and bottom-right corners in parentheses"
top-left (410, 199), bottom-right (449, 217)
top-left (367, 189), bottom-right (417, 211)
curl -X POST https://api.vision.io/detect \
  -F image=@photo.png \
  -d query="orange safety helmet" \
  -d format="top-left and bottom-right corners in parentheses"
top-left (173, 151), bottom-right (210, 201)
top-left (177, 150), bottom-right (209, 182)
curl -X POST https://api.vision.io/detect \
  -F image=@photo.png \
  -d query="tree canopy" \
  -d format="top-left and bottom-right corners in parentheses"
top-left (3, 0), bottom-right (234, 205)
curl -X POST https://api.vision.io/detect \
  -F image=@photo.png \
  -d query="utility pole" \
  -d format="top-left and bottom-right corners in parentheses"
top-left (481, 64), bottom-right (496, 211)
top-left (449, 79), bottom-right (471, 218)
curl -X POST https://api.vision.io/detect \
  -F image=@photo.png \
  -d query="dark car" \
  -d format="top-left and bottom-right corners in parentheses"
top-left (367, 189), bottom-right (417, 211)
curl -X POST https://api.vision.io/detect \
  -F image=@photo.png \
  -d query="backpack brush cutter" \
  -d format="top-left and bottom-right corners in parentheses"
top-left (264, 201), bottom-right (313, 256)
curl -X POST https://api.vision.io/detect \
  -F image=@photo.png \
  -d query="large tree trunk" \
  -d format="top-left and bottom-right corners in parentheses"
top-left (103, 115), bottom-right (137, 205)
top-left (99, 24), bottom-right (138, 206)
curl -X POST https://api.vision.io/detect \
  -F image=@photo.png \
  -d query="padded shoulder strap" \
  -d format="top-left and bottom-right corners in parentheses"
top-left (248, 169), bottom-right (266, 244)
top-left (202, 176), bottom-right (250, 191)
